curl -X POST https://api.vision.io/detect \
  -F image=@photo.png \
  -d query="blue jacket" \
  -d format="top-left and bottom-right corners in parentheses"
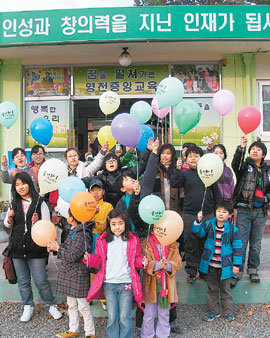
top-left (192, 217), bottom-right (242, 280)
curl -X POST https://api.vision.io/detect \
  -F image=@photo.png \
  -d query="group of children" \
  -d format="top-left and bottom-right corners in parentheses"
top-left (1, 134), bottom-right (270, 338)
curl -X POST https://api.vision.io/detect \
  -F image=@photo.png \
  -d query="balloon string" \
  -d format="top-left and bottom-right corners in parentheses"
top-left (157, 117), bottom-right (159, 138)
top-left (180, 134), bottom-right (184, 158)
top-left (144, 224), bottom-right (151, 258)
top-left (214, 116), bottom-right (222, 135)
top-left (34, 195), bottom-right (41, 214)
top-left (3, 128), bottom-right (9, 156)
top-left (239, 143), bottom-right (245, 170)
top-left (82, 222), bottom-right (88, 267)
top-left (136, 148), bottom-right (139, 181)
top-left (52, 254), bottom-right (59, 271)
top-left (201, 187), bottom-right (207, 212)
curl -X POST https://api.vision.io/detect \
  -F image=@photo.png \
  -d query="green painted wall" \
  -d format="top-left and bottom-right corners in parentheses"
top-left (0, 59), bottom-right (23, 200)
top-left (221, 53), bottom-right (257, 167)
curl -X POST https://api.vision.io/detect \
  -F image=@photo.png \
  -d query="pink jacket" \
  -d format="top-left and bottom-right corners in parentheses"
top-left (84, 231), bottom-right (144, 303)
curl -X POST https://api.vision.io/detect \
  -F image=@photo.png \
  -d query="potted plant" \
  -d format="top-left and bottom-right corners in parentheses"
top-left (0, 201), bottom-right (9, 222)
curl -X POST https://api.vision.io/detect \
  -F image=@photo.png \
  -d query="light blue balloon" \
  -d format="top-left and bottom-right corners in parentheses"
top-left (138, 195), bottom-right (165, 224)
top-left (156, 77), bottom-right (184, 109)
top-left (137, 124), bottom-right (154, 153)
top-left (130, 101), bottom-right (152, 124)
top-left (0, 101), bottom-right (19, 129)
top-left (59, 177), bottom-right (86, 203)
top-left (30, 117), bottom-right (53, 146)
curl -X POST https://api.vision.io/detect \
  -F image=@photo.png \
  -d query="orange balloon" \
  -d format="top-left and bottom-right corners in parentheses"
top-left (154, 210), bottom-right (183, 247)
top-left (31, 220), bottom-right (57, 247)
top-left (70, 191), bottom-right (97, 223)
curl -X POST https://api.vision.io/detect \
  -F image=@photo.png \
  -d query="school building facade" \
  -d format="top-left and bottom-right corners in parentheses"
top-left (0, 5), bottom-right (270, 201)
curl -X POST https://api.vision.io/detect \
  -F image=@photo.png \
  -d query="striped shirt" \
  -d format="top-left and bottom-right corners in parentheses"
top-left (209, 225), bottom-right (224, 268)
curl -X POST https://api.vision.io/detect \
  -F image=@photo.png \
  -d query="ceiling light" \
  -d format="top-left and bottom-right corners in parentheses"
top-left (118, 47), bottom-right (132, 67)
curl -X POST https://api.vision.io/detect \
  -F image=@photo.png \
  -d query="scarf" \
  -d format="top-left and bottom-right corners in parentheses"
top-left (68, 167), bottom-right (78, 177)
top-left (149, 235), bottom-right (169, 309)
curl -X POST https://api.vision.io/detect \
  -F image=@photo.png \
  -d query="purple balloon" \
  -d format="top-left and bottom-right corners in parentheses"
top-left (111, 113), bottom-right (141, 147)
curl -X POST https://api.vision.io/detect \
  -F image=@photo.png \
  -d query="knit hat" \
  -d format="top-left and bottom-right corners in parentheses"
top-left (248, 141), bottom-right (267, 157)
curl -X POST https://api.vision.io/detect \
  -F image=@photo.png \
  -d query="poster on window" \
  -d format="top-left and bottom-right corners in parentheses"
top-left (25, 68), bottom-right (71, 97)
top-left (171, 64), bottom-right (220, 94)
top-left (172, 97), bottom-right (220, 147)
top-left (25, 100), bottom-right (69, 148)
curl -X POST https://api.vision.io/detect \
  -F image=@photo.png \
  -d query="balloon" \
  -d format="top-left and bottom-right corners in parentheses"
top-left (99, 91), bottom-right (120, 115)
top-left (154, 210), bottom-right (183, 247)
top-left (138, 195), bottom-right (165, 224)
top-left (237, 106), bottom-right (261, 134)
top-left (0, 101), bottom-right (19, 129)
top-left (111, 113), bottom-right (141, 147)
top-left (151, 96), bottom-right (170, 119)
top-left (70, 191), bottom-right (97, 223)
top-left (197, 153), bottom-right (223, 187)
top-left (38, 159), bottom-right (68, 194)
top-left (59, 177), bottom-right (86, 203)
top-left (57, 197), bottom-right (70, 218)
top-left (137, 124), bottom-right (154, 152)
top-left (130, 101), bottom-right (152, 124)
top-left (173, 100), bottom-right (201, 135)
top-left (54, 84), bottom-right (59, 90)
top-left (98, 126), bottom-right (117, 150)
top-left (156, 77), bottom-right (184, 109)
top-left (213, 89), bottom-right (235, 116)
top-left (31, 220), bottom-right (57, 247)
top-left (30, 117), bottom-right (53, 146)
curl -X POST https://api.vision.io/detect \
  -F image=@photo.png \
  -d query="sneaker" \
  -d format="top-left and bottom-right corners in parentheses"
top-left (186, 275), bottom-right (196, 284)
top-left (20, 305), bottom-right (34, 322)
top-left (224, 313), bottom-right (235, 321)
top-left (101, 302), bottom-right (107, 311)
top-left (203, 313), bottom-right (221, 322)
top-left (170, 321), bottom-right (182, 334)
top-left (55, 330), bottom-right (79, 338)
top-left (49, 305), bottom-right (62, 320)
top-left (250, 273), bottom-right (260, 283)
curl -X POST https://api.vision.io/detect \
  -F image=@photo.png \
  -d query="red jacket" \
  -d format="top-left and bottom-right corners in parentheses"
top-left (84, 231), bottom-right (144, 303)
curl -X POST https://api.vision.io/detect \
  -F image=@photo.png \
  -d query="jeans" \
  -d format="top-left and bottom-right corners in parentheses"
top-left (236, 208), bottom-right (265, 275)
top-left (12, 258), bottom-right (56, 307)
top-left (103, 282), bottom-right (133, 338)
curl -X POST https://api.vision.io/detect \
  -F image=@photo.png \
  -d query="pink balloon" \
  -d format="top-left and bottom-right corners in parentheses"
top-left (213, 89), bottom-right (235, 116)
top-left (237, 106), bottom-right (261, 135)
top-left (151, 96), bottom-right (170, 119)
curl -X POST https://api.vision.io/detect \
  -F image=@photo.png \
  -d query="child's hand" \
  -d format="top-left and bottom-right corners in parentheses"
top-left (197, 211), bottom-right (203, 222)
top-left (133, 180), bottom-right (141, 195)
top-left (7, 209), bottom-right (14, 224)
top-left (232, 266), bottom-right (239, 275)
top-left (95, 205), bottom-right (100, 215)
top-left (152, 138), bottom-right (160, 155)
top-left (142, 256), bottom-right (148, 268)
top-left (31, 212), bottom-right (39, 225)
top-left (84, 252), bottom-right (91, 261)
top-left (1, 155), bottom-right (8, 167)
top-left (240, 135), bottom-right (247, 148)
top-left (101, 141), bottom-right (109, 153)
top-left (176, 157), bottom-right (182, 170)
top-left (147, 137), bottom-right (154, 151)
top-left (126, 146), bottom-right (136, 154)
top-left (160, 257), bottom-right (167, 269)
top-left (47, 240), bottom-right (60, 252)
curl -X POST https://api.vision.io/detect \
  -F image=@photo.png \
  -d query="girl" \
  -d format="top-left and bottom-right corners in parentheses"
top-left (47, 209), bottom-right (95, 338)
top-left (3, 171), bottom-right (61, 322)
top-left (141, 231), bottom-right (182, 338)
top-left (84, 209), bottom-right (147, 338)
top-left (213, 144), bottom-right (234, 201)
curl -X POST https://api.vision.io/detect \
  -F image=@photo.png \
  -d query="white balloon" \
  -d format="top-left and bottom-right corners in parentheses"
top-left (99, 91), bottom-right (120, 115)
top-left (56, 196), bottom-right (70, 218)
top-left (38, 159), bottom-right (68, 194)
top-left (197, 153), bottom-right (223, 187)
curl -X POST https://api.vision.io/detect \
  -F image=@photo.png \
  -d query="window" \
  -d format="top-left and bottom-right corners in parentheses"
top-left (258, 81), bottom-right (270, 139)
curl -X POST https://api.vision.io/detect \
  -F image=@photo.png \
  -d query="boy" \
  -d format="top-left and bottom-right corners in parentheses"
top-left (231, 136), bottom-right (270, 287)
top-left (171, 145), bottom-right (221, 283)
top-left (1, 148), bottom-right (39, 191)
top-left (192, 200), bottom-right (242, 321)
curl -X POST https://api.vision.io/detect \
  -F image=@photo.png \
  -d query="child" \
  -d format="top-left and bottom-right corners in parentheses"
top-left (192, 200), bottom-right (242, 321)
top-left (28, 144), bottom-right (46, 168)
top-left (1, 147), bottom-right (39, 191)
top-left (47, 208), bottom-right (95, 338)
top-left (3, 171), bottom-right (62, 322)
top-left (84, 209), bottom-right (147, 338)
top-left (171, 145), bottom-right (221, 283)
top-left (141, 229), bottom-right (182, 337)
top-left (88, 177), bottom-right (113, 311)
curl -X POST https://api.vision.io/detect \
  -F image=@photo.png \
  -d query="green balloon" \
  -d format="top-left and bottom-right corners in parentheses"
top-left (173, 100), bottom-right (201, 135)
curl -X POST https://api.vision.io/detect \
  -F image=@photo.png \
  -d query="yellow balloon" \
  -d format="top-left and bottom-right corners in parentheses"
top-left (99, 91), bottom-right (120, 115)
top-left (31, 220), bottom-right (57, 247)
top-left (98, 126), bottom-right (117, 150)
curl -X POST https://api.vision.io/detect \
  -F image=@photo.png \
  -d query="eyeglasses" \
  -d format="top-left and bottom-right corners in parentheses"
top-left (106, 159), bottom-right (117, 164)
top-left (13, 154), bottom-right (26, 160)
top-left (32, 152), bottom-right (45, 157)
